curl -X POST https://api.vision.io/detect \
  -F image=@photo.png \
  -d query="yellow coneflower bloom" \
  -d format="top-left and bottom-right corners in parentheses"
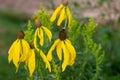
top-left (8, 30), bottom-right (30, 70)
top-left (34, 19), bottom-right (52, 48)
top-left (26, 42), bottom-right (51, 76)
top-left (50, 1), bottom-right (72, 26)
top-left (47, 29), bottom-right (76, 72)
top-left (26, 42), bottom-right (35, 76)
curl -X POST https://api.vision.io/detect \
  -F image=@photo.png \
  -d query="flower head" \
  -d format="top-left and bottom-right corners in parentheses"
top-left (50, 1), bottom-right (72, 26)
top-left (8, 30), bottom-right (30, 70)
top-left (34, 19), bottom-right (52, 48)
top-left (25, 42), bottom-right (35, 76)
top-left (25, 42), bottom-right (51, 76)
top-left (47, 29), bottom-right (76, 72)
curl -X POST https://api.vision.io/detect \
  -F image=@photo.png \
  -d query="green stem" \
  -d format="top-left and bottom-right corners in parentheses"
top-left (35, 49), bottom-right (44, 80)
top-left (79, 50), bottom-right (88, 77)
top-left (64, 18), bottom-right (68, 28)
top-left (94, 59), bottom-right (99, 80)
top-left (50, 0), bottom-right (55, 9)
top-left (52, 61), bottom-right (61, 80)
top-left (26, 76), bottom-right (32, 80)
top-left (79, 36), bottom-right (90, 78)
top-left (55, 66), bottom-right (61, 80)
top-left (63, 17), bottom-right (68, 34)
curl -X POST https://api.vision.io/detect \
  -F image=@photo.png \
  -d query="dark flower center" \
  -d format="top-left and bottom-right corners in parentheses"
top-left (34, 18), bottom-right (42, 28)
top-left (29, 42), bottom-right (34, 49)
top-left (63, 1), bottom-right (68, 6)
top-left (59, 29), bottom-right (66, 40)
top-left (17, 30), bottom-right (25, 39)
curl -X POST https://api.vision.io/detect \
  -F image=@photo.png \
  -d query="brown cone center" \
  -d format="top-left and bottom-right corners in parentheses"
top-left (63, 1), bottom-right (68, 6)
top-left (29, 42), bottom-right (34, 49)
top-left (59, 29), bottom-right (66, 40)
top-left (17, 30), bottom-right (25, 39)
top-left (34, 19), bottom-right (42, 28)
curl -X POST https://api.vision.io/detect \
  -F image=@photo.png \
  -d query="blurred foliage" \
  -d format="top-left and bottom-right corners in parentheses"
top-left (0, 8), bottom-right (27, 55)
top-left (94, 24), bottom-right (120, 80)
top-left (98, 0), bottom-right (113, 5)
top-left (0, 8), bottom-right (30, 80)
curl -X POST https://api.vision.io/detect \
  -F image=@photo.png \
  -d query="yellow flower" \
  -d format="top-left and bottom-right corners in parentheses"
top-left (50, 1), bottom-right (72, 26)
top-left (47, 29), bottom-right (76, 72)
top-left (25, 42), bottom-right (35, 76)
top-left (8, 30), bottom-right (30, 70)
top-left (34, 19), bottom-right (52, 48)
top-left (26, 42), bottom-right (51, 76)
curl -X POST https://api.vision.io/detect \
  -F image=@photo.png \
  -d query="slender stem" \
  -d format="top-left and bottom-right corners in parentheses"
top-left (94, 59), bottom-right (99, 80)
top-left (79, 50), bottom-right (88, 77)
top-left (35, 49), bottom-right (44, 80)
top-left (52, 61), bottom-right (61, 80)
top-left (50, 0), bottom-right (55, 9)
top-left (55, 66), bottom-right (61, 80)
top-left (27, 76), bottom-right (33, 80)
top-left (64, 18), bottom-right (68, 29)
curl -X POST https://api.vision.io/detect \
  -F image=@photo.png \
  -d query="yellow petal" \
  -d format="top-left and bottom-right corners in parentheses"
top-left (28, 49), bottom-right (35, 76)
top-left (12, 40), bottom-right (21, 70)
top-left (42, 26), bottom-right (52, 42)
top-left (19, 39), bottom-right (30, 62)
top-left (34, 29), bottom-right (38, 49)
top-left (66, 7), bottom-right (72, 26)
top-left (66, 39), bottom-right (71, 44)
top-left (40, 50), bottom-right (51, 72)
top-left (47, 39), bottom-right (60, 61)
top-left (65, 39), bottom-right (76, 65)
top-left (50, 4), bottom-right (63, 22)
top-left (38, 28), bottom-right (44, 46)
top-left (62, 41), bottom-right (69, 72)
top-left (57, 7), bottom-right (66, 26)
top-left (56, 41), bottom-right (62, 61)
top-left (8, 39), bottom-right (18, 63)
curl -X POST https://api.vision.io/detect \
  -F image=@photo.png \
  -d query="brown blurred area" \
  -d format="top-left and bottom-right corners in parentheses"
top-left (0, 0), bottom-right (61, 14)
top-left (0, 0), bottom-right (120, 24)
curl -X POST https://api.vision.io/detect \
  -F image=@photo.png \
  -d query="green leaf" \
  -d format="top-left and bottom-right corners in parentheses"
top-left (97, 52), bottom-right (105, 64)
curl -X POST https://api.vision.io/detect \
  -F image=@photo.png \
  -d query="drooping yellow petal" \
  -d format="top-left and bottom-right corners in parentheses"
top-left (66, 7), bottom-right (72, 26)
top-left (65, 39), bottom-right (76, 65)
top-left (61, 41), bottom-right (70, 72)
top-left (56, 41), bottom-right (62, 61)
top-left (28, 49), bottom-right (35, 76)
top-left (57, 7), bottom-right (66, 26)
top-left (42, 26), bottom-right (52, 42)
top-left (66, 39), bottom-right (71, 44)
top-left (40, 50), bottom-right (51, 72)
top-left (34, 29), bottom-right (38, 49)
top-left (50, 4), bottom-right (63, 22)
top-left (37, 28), bottom-right (44, 46)
top-left (40, 28), bottom-right (44, 46)
top-left (12, 40), bottom-right (21, 70)
top-left (8, 39), bottom-right (18, 63)
top-left (19, 39), bottom-right (30, 62)
top-left (47, 39), bottom-right (60, 61)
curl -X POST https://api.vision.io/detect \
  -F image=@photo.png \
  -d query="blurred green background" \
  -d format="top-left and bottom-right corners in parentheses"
top-left (0, 0), bottom-right (120, 80)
